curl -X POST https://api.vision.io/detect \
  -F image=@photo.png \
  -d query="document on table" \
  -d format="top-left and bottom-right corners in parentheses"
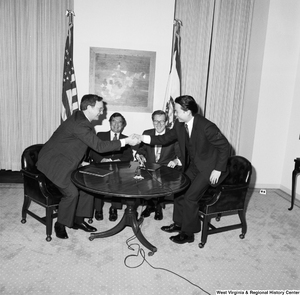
top-left (79, 167), bottom-right (114, 177)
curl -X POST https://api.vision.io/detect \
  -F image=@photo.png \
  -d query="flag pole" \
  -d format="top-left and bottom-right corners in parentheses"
top-left (66, 9), bottom-right (75, 23)
top-left (61, 9), bottom-right (78, 122)
top-left (203, 0), bottom-right (216, 117)
top-left (163, 16), bottom-right (182, 129)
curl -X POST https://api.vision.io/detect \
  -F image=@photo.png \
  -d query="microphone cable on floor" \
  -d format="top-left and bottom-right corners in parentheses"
top-left (123, 233), bottom-right (211, 295)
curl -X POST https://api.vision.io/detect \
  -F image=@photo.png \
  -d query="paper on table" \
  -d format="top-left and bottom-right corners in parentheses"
top-left (79, 167), bottom-right (113, 177)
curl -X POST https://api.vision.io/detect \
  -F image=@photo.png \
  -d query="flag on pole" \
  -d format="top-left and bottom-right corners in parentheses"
top-left (163, 21), bottom-right (182, 129)
top-left (61, 13), bottom-right (78, 122)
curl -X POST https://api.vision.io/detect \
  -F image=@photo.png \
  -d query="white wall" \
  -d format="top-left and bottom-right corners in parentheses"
top-left (241, 0), bottom-right (300, 198)
top-left (281, 42), bottom-right (300, 194)
top-left (74, 0), bottom-right (175, 134)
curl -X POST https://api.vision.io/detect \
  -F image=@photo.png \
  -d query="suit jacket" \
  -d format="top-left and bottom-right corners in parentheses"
top-left (149, 114), bottom-right (230, 185)
top-left (89, 131), bottom-right (133, 163)
top-left (137, 128), bottom-right (180, 166)
top-left (37, 111), bottom-right (121, 188)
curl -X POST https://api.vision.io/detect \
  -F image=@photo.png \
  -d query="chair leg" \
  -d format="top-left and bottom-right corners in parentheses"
top-left (21, 195), bottom-right (31, 223)
top-left (198, 215), bottom-right (209, 248)
top-left (238, 210), bottom-right (247, 239)
top-left (45, 207), bottom-right (54, 242)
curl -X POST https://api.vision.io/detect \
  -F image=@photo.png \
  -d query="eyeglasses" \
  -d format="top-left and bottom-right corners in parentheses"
top-left (153, 120), bottom-right (166, 125)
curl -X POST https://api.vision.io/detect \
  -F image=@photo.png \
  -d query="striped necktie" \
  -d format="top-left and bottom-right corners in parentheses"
top-left (155, 145), bottom-right (162, 162)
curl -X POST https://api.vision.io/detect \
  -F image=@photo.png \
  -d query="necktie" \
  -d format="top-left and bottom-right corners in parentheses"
top-left (184, 124), bottom-right (189, 138)
top-left (155, 145), bottom-right (162, 162)
top-left (113, 133), bottom-right (118, 141)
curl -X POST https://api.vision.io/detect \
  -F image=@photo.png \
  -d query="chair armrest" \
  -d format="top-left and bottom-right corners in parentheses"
top-left (220, 183), bottom-right (249, 192)
top-left (21, 169), bottom-right (41, 180)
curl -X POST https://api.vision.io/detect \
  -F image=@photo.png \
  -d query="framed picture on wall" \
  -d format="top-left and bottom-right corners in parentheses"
top-left (89, 47), bottom-right (156, 113)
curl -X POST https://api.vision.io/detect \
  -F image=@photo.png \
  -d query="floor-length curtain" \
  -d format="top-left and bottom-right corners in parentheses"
top-left (0, 0), bottom-right (73, 170)
top-left (205, 0), bottom-right (254, 153)
top-left (175, 0), bottom-right (215, 113)
top-left (175, 0), bottom-right (254, 153)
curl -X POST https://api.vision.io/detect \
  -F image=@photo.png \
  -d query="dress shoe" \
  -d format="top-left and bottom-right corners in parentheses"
top-left (161, 223), bottom-right (181, 233)
top-left (109, 207), bottom-right (118, 222)
top-left (95, 210), bottom-right (103, 221)
top-left (141, 205), bottom-right (155, 218)
top-left (54, 222), bottom-right (68, 239)
top-left (73, 221), bottom-right (97, 232)
top-left (170, 233), bottom-right (194, 244)
top-left (154, 205), bottom-right (163, 220)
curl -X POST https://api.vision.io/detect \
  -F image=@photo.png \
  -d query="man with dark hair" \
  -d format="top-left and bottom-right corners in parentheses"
top-left (136, 110), bottom-right (181, 220)
top-left (136, 95), bottom-right (230, 244)
top-left (37, 94), bottom-right (139, 240)
top-left (89, 112), bottom-right (133, 222)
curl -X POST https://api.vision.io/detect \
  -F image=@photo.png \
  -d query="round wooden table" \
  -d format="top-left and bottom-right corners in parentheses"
top-left (71, 161), bottom-right (190, 255)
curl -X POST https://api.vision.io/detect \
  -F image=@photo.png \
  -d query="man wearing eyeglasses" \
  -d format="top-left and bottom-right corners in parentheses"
top-left (89, 112), bottom-right (133, 222)
top-left (136, 110), bottom-right (181, 220)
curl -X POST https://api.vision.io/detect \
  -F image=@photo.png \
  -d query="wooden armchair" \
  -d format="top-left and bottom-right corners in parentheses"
top-left (198, 156), bottom-right (252, 248)
top-left (21, 144), bottom-right (62, 241)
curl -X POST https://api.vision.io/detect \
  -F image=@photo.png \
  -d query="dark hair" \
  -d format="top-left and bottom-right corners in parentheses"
top-left (109, 112), bottom-right (126, 127)
top-left (80, 94), bottom-right (103, 110)
top-left (175, 95), bottom-right (198, 115)
top-left (151, 110), bottom-right (166, 121)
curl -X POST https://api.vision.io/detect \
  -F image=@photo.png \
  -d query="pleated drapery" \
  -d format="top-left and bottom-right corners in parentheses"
top-left (0, 0), bottom-right (73, 170)
top-left (205, 0), bottom-right (254, 154)
top-left (175, 0), bottom-right (215, 113)
top-left (175, 0), bottom-right (254, 153)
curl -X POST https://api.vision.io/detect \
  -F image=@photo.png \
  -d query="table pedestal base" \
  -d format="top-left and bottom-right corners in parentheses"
top-left (89, 199), bottom-right (157, 255)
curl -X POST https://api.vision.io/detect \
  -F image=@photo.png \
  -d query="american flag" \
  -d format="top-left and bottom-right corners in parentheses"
top-left (61, 20), bottom-right (78, 122)
top-left (163, 22), bottom-right (182, 129)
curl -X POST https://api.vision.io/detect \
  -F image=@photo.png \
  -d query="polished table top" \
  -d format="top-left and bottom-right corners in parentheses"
top-left (71, 161), bottom-right (190, 255)
top-left (72, 161), bottom-right (190, 199)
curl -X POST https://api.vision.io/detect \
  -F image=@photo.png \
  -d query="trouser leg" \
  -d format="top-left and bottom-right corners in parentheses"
top-left (94, 197), bottom-right (104, 211)
top-left (76, 191), bottom-right (94, 218)
top-left (57, 182), bottom-right (79, 228)
top-left (173, 164), bottom-right (209, 234)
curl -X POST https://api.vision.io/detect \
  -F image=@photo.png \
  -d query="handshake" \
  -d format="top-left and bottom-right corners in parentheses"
top-left (125, 134), bottom-right (143, 146)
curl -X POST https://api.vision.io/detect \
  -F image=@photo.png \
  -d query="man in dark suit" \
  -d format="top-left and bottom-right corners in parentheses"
top-left (89, 112), bottom-right (133, 222)
top-left (136, 110), bottom-right (181, 220)
top-left (137, 95), bottom-right (230, 244)
top-left (37, 94), bottom-right (139, 240)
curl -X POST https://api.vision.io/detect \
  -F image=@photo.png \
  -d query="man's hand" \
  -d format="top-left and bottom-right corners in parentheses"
top-left (167, 159), bottom-right (178, 168)
top-left (209, 170), bottom-right (221, 185)
top-left (133, 134), bottom-right (143, 142)
top-left (125, 134), bottom-right (141, 146)
top-left (136, 153), bottom-right (146, 166)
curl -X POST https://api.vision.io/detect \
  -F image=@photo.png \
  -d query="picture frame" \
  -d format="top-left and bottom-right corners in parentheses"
top-left (89, 47), bottom-right (156, 113)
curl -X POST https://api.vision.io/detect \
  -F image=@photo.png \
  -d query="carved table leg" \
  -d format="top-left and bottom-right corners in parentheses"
top-left (89, 198), bottom-right (157, 255)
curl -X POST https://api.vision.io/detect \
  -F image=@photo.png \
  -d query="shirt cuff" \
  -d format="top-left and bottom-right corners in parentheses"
top-left (176, 157), bottom-right (182, 166)
top-left (143, 135), bottom-right (151, 144)
top-left (120, 138), bottom-right (126, 147)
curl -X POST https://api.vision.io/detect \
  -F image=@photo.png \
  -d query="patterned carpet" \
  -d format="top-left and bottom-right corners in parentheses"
top-left (0, 184), bottom-right (299, 295)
